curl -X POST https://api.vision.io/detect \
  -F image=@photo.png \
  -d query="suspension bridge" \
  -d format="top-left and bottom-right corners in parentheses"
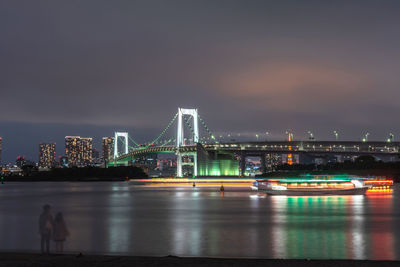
top-left (109, 108), bottom-right (224, 177)
top-left (108, 108), bottom-right (400, 177)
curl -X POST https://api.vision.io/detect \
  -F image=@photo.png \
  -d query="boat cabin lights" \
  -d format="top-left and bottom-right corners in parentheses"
top-left (272, 185), bottom-right (287, 191)
top-left (275, 179), bottom-right (352, 183)
top-left (364, 180), bottom-right (393, 185)
top-left (351, 180), bottom-right (364, 188)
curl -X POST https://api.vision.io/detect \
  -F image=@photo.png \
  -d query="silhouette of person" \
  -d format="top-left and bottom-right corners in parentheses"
top-left (38, 204), bottom-right (54, 254)
top-left (53, 212), bottom-right (70, 253)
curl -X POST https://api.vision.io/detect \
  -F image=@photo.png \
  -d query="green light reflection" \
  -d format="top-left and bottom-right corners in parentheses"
top-left (272, 196), bottom-right (348, 259)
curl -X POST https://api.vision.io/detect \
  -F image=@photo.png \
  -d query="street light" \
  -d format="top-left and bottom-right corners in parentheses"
top-left (265, 131), bottom-right (270, 141)
top-left (307, 131), bottom-right (315, 141)
top-left (362, 132), bottom-right (369, 142)
top-left (256, 134), bottom-right (259, 141)
top-left (387, 133), bottom-right (394, 142)
top-left (333, 130), bottom-right (339, 141)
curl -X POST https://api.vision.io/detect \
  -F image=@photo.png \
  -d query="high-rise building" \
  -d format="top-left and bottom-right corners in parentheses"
top-left (65, 136), bottom-right (80, 167)
top-left (0, 137), bottom-right (2, 165)
top-left (81, 137), bottom-right (93, 166)
top-left (39, 143), bottom-right (56, 168)
top-left (65, 136), bottom-right (93, 167)
top-left (102, 137), bottom-right (114, 163)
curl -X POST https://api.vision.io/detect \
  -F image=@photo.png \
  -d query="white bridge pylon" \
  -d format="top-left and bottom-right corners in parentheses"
top-left (176, 108), bottom-right (199, 177)
top-left (114, 132), bottom-right (129, 159)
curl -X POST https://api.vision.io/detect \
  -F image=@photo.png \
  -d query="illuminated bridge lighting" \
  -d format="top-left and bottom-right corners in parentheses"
top-left (108, 108), bottom-right (400, 177)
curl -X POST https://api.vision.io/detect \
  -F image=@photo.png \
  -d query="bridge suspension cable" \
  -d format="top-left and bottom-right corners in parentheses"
top-left (119, 112), bottom-right (179, 154)
top-left (147, 112), bottom-right (178, 147)
top-left (114, 110), bottom-right (216, 159)
top-left (127, 112), bottom-right (178, 152)
top-left (160, 138), bottom-right (175, 146)
top-left (128, 136), bottom-right (140, 148)
top-left (182, 114), bottom-right (217, 144)
top-left (120, 138), bottom-right (134, 150)
top-left (198, 114), bottom-right (217, 143)
top-left (182, 115), bottom-right (198, 144)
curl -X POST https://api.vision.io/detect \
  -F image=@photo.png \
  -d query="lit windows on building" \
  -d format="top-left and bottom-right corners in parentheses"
top-left (39, 143), bottom-right (56, 168)
top-left (81, 137), bottom-right (93, 166)
top-left (65, 136), bottom-right (80, 167)
top-left (0, 137), bottom-right (2, 165)
top-left (102, 137), bottom-right (114, 163)
top-left (65, 136), bottom-right (93, 167)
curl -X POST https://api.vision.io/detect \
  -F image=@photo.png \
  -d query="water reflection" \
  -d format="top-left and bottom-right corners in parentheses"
top-left (170, 189), bottom-right (203, 256)
top-left (268, 194), bottom-right (398, 260)
top-left (107, 189), bottom-right (132, 253)
top-left (0, 183), bottom-right (399, 259)
top-left (350, 195), bottom-right (366, 259)
top-left (271, 196), bottom-right (288, 258)
top-left (270, 196), bottom-right (358, 259)
top-left (367, 194), bottom-right (394, 260)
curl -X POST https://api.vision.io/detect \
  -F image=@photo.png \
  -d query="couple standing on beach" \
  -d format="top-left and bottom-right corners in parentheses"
top-left (38, 204), bottom-right (70, 254)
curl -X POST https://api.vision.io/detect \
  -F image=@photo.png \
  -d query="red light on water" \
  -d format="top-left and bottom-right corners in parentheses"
top-left (366, 192), bottom-right (393, 198)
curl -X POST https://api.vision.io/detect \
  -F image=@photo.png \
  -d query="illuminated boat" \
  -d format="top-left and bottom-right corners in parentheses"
top-left (363, 178), bottom-right (394, 191)
top-left (254, 179), bottom-right (368, 196)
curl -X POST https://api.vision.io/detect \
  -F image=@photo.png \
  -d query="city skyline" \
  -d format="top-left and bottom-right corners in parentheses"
top-left (1, 1), bottom-right (400, 162)
top-left (0, 119), bottom-right (399, 164)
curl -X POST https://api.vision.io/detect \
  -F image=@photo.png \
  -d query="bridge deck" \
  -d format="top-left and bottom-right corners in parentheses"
top-left (112, 141), bottom-right (400, 163)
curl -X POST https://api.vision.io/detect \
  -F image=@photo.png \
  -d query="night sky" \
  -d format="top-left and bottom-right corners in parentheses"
top-left (1, 0), bottom-right (400, 163)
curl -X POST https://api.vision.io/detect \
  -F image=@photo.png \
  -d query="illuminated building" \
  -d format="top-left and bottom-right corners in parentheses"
top-left (266, 153), bottom-right (280, 171)
top-left (197, 144), bottom-right (239, 177)
top-left (157, 158), bottom-right (176, 170)
top-left (65, 136), bottom-right (80, 166)
top-left (39, 143), bottom-right (56, 168)
top-left (65, 136), bottom-right (93, 167)
top-left (102, 137), bottom-right (114, 163)
top-left (81, 137), bottom-right (93, 166)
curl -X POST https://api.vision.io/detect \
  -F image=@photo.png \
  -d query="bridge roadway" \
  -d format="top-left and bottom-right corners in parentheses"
top-left (114, 140), bottom-right (400, 163)
top-left (114, 145), bottom-right (196, 162)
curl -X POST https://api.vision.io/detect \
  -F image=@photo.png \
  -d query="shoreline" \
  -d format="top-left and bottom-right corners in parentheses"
top-left (2, 168), bottom-right (400, 182)
top-left (1, 177), bottom-right (126, 182)
top-left (0, 253), bottom-right (399, 267)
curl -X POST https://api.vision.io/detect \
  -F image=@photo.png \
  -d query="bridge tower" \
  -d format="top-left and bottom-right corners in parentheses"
top-left (113, 132), bottom-right (129, 159)
top-left (176, 108), bottom-right (199, 177)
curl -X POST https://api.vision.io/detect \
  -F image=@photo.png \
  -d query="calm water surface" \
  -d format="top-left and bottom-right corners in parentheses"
top-left (0, 182), bottom-right (399, 259)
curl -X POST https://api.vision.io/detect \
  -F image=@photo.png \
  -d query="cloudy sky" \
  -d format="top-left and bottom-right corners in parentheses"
top-left (1, 0), bottom-right (400, 163)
